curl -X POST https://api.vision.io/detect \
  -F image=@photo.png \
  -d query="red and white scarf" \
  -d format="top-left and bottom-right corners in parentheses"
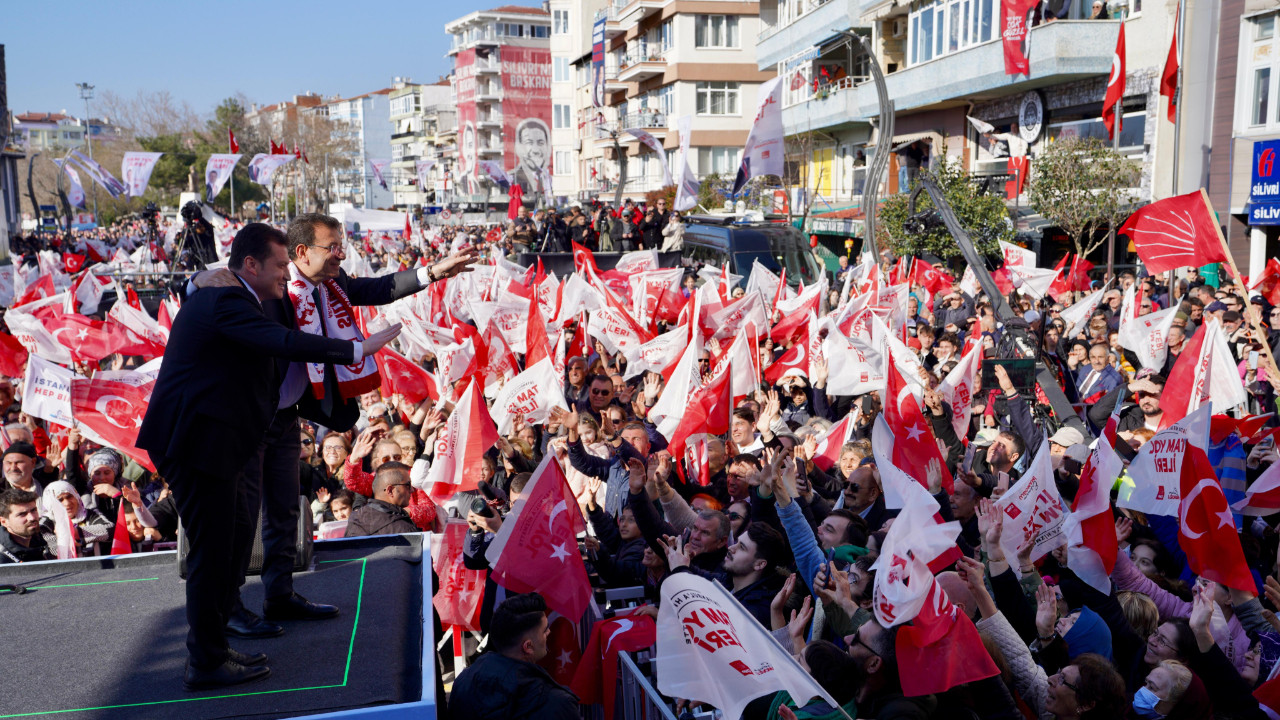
top-left (287, 264), bottom-right (382, 400)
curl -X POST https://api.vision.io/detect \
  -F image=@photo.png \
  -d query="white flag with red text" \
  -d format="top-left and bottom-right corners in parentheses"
top-left (490, 356), bottom-right (568, 436)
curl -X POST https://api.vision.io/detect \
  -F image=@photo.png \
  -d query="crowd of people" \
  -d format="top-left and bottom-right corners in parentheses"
top-left (2, 205), bottom-right (1280, 720)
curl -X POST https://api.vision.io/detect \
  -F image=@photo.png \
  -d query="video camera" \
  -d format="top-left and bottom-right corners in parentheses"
top-left (179, 201), bottom-right (203, 225)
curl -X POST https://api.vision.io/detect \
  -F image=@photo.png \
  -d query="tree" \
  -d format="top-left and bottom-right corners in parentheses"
top-left (1027, 137), bottom-right (1140, 258)
top-left (877, 153), bottom-right (1012, 261)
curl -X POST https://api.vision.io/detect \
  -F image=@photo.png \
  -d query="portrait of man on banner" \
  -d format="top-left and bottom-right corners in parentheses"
top-left (511, 118), bottom-right (550, 196)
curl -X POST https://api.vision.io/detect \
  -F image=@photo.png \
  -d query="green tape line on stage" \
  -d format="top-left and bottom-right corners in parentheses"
top-left (0, 557), bottom-right (368, 719)
top-left (0, 577), bottom-right (160, 592)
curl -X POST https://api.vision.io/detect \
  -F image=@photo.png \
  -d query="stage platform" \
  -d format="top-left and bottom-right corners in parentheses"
top-left (0, 534), bottom-right (436, 720)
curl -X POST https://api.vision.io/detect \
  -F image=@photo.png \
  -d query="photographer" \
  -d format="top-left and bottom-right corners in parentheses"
top-left (177, 202), bottom-right (218, 269)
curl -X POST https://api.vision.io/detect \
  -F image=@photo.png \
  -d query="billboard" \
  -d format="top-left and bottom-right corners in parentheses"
top-left (455, 49), bottom-right (479, 196)
top-left (500, 46), bottom-right (553, 197)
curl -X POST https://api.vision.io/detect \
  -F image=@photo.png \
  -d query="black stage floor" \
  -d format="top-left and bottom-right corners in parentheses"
top-left (0, 536), bottom-right (426, 720)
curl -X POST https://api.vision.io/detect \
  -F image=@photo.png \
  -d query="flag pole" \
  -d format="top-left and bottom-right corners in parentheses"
top-left (1169, 0), bottom-right (1186, 197)
top-left (1201, 188), bottom-right (1280, 381)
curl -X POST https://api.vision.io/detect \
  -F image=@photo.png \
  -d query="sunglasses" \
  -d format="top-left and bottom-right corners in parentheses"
top-left (727, 511), bottom-right (743, 521)
top-left (301, 438), bottom-right (314, 446)
top-left (591, 388), bottom-right (613, 396)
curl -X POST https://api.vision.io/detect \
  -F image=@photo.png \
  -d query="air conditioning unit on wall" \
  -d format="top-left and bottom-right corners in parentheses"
top-left (891, 18), bottom-right (907, 38)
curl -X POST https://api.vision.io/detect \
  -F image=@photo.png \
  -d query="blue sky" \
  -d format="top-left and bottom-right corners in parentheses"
top-left (3, 0), bottom-right (522, 120)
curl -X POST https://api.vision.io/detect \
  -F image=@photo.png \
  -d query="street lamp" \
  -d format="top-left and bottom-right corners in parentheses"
top-left (75, 82), bottom-right (98, 220)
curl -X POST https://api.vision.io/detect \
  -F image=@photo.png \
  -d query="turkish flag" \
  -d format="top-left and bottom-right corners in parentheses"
top-left (1178, 444), bottom-right (1255, 593)
top-left (896, 581), bottom-right (1000, 697)
top-left (378, 348), bottom-right (439, 406)
top-left (1160, 5), bottom-right (1179, 123)
top-left (0, 332), bottom-right (29, 378)
top-left (539, 613), bottom-right (584, 686)
top-left (431, 521), bottom-right (486, 631)
top-left (763, 316), bottom-right (812, 384)
top-left (70, 371), bottom-right (156, 472)
top-left (570, 611), bottom-right (657, 720)
top-left (1233, 458), bottom-right (1280, 517)
top-left (769, 284), bottom-right (822, 345)
top-left (43, 312), bottom-right (120, 363)
top-left (1120, 190), bottom-right (1230, 274)
top-left (425, 378), bottom-right (498, 501)
top-left (1066, 403), bottom-right (1123, 594)
top-left (810, 410), bottom-right (856, 472)
top-left (486, 453), bottom-right (592, 620)
top-left (1103, 22), bottom-right (1126, 140)
top-left (1249, 257), bottom-right (1280, 306)
top-left (63, 253), bottom-right (86, 275)
top-left (12, 274), bottom-right (57, 309)
top-left (110, 499), bottom-right (132, 555)
top-left (1069, 255), bottom-right (1096, 292)
top-left (884, 358), bottom-right (954, 494)
top-left (228, 129), bottom-right (239, 154)
top-left (667, 367), bottom-right (732, 467)
top-left (572, 241), bottom-right (600, 277)
top-left (909, 258), bottom-right (954, 296)
top-left (525, 291), bottom-right (553, 369)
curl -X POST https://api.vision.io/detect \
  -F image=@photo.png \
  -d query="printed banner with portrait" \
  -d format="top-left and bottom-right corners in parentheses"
top-left (500, 46), bottom-right (553, 197)
top-left (455, 49), bottom-right (479, 197)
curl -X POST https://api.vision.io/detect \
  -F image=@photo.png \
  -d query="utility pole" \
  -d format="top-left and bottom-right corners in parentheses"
top-left (75, 82), bottom-right (98, 221)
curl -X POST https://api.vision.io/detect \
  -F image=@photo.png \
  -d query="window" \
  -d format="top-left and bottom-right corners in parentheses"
top-left (1245, 13), bottom-right (1280, 129)
top-left (1047, 109), bottom-right (1147, 152)
top-left (554, 104), bottom-right (571, 129)
top-left (533, 25), bottom-right (549, 38)
top-left (696, 81), bottom-right (741, 115)
top-left (697, 147), bottom-right (741, 175)
top-left (695, 15), bottom-right (740, 48)
top-left (908, 0), bottom-right (996, 67)
top-left (1253, 68), bottom-right (1272, 126)
top-left (658, 85), bottom-right (674, 116)
top-left (555, 150), bottom-right (572, 175)
top-left (554, 57), bottom-right (570, 83)
top-left (553, 9), bottom-right (569, 34)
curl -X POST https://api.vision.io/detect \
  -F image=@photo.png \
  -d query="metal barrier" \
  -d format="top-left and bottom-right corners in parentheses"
top-left (617, 651), bottom-right (677, 720)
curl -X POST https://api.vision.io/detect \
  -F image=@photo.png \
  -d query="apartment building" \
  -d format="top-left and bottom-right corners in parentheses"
top-left (388, 79), bottom-right (454, 209)
top-left (11, 112), bottom-right (122, 153)
top-left (1209, 3), bottom-right (1280, 277)
top-left (322, 88), bottom-right (393, 209)
top-left (756, 0), bottom-right (1196, 258)
top-left (246, 93), bottom-right (325, 142)
top-left (570, 0), bottom-right (775, 204)
top-left (445, 5), bottom-right (552, 210)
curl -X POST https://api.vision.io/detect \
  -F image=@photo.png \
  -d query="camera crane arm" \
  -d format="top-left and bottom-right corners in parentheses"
top-left (910, 176), bottom-right (1087, 435)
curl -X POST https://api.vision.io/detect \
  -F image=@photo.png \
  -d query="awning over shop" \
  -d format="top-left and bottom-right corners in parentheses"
top-left (806, 205), bottom-right (866, 238)
top-left (890, 131), bottom-right (944, 152)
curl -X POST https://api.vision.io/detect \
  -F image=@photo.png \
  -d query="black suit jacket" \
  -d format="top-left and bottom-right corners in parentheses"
top-left (266, 268), bottom-right (424, 432)
top-left (137, 285), bottom-right (357, 479)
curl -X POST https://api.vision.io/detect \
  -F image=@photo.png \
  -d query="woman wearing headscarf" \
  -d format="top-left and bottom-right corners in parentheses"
top-left (39, 480), bottom-right (115, 557)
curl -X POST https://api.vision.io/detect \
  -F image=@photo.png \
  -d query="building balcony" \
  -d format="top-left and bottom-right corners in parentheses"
top-left (476, 59), bottom-right (500, 74)
top-left (780, 20), bottom-right (1119, 133)
top-left (479, 144), bottom-right (503, 155)
top-left (757, 0), bottom-right (855, 70)
top-left (391, 130), bottom-right (419, 141)
top-left (477, 113), bottom-right (503, 128)
top-left (622, 112), bottom-right (667, 131)
top-left (595, 5), bottom-right (624, 38)
top-left (475, 88), bottom-right (503, 103)
top-left (615, 0), bottom-right (668, 30)
top-left (617, 51), bottom-right (667, 83)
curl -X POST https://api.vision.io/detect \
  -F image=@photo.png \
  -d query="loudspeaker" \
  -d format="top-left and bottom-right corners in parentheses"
top-left (177, 496), bottom-right (314, 579)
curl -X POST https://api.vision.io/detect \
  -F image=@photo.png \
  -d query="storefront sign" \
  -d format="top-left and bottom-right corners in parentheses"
top-left (1248, 202), bottom-right (1280, 225)
top-left (1251, 139), bottom-right (1280, 203)
top-left (808, 217), bottom-right (864, 237)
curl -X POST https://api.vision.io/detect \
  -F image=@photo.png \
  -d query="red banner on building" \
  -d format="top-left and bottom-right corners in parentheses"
top-left (1002, 0), bottom-right (1037, 76)
top-left (500, 46), bottom-right (553, 197)
top-left (455, 49), bottom-right (479, 196)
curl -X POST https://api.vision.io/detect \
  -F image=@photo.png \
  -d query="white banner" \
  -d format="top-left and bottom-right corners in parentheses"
top-left (246, 153), bottom-right (295, 186)
top-left (624, 128), bottom-right (672, 186)
top-left (1118, 403), bottom-right (1210, 516)
top-left (489, 356), bottom-right (568, 435)
top-left (476, 159), bottom-right (510, 187)
top-left (69, 150), bottom-right (127, 198)
top-left (59, 161), bottom-right (86, 209)
top-left (657, 573), bottom-right (842, 720)
top-left (1060, 285), bottom-right (1107, 340)
top-left (674, 114), bottom-right (699, 212)
top-left (203, 153), bottom-right (241, 202)
top-left (1120, 305), bottom-right (1179, 369)
top-left (415, 159), bottom-right (436, 192)
top-left (369, 158), bottom-right (390, 189)
top-left (999, 240), bottom-right (1036, 269)
top-left (731, 77), bottom-right (784, 195)
top-left (21, 355), bottom-right (77, 427)
top-left (120, 151), bottom-right (164, 197)
top-left (996, 439), bottom-right (1069, 568)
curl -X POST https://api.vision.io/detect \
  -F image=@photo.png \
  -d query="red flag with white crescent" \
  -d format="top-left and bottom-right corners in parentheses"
top-left (1102, 22), bottom-right (1126, 140)
top-left (70, 371), bottom-right (156, 472)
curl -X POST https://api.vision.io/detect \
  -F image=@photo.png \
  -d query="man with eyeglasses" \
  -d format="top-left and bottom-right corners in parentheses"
top-left (191, 213), bottom-right (478, 640)
top-left (845, 619), bottom-right (938, 717)
top-left (1089, 371), bottom-right (1167, 438)
top-left (343, 463), bottom-right (417, 538)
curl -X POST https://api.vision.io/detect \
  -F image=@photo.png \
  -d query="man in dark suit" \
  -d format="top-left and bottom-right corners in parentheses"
top-left (193, 213), bottom-right (476, 639)
top-left (138, 223), bottom-right (402, 691)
